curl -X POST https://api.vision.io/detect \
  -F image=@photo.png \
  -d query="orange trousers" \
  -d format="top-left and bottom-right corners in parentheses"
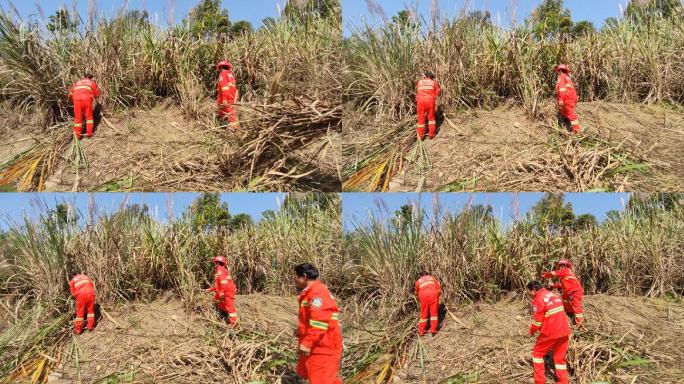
top-left (532, 335), bottom-right (569, 384)
top-left (75, 293), bottom-right (95, 333)
top-left (219, 103), bottom-right (240, 129)
top-left (563, 293), bottom-right (584, 325)
top-left (418, 294), bottom-right (439, 335)
top-left (297, 349), bottom-right (343, 384)
top-left (559, 103), bottom-right (581, 133)
top-left (73, 99), bottom-right (94, 138)
top-left (216, 296), bottom-right (238, 325)
top-left (416, 100), bottom-right (436, 138)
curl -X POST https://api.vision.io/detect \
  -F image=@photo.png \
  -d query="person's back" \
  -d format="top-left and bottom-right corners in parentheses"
top-left (415, 72), bottom-right (441, 140)
top-left (532, 288), bottom-right (569, 339)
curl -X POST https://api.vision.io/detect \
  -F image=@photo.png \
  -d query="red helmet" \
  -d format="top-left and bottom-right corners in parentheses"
top-left (212, 255), bottom-right (227, 265)
top-left (216, 60), bottom-right (232, 71)
top-left (555, 64), bottom-right (570, 73)
top-left (556, 259), bottom-right (573, 269)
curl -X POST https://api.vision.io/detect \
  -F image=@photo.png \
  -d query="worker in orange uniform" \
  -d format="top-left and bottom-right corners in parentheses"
top-left (415, 71), bottom-right (440, 140)
top-left (542, 258), bottom-right (584, 327)
top-left (208, 255), bottom-right (238, 326)
top-left (216, 60), bottom-right (240, 130)
top-left (414, 271), bottom-right (441, 336)
top-left (555, 64), bottom-right (581, 134)
top-left (527, 281), bottom-right (570, 384)
top-left (294, 263), bottom-right (343, 384)
top-left (69, 272), bottom-right (96, 334)
top-left (68, 74), bottom-right (100, 140)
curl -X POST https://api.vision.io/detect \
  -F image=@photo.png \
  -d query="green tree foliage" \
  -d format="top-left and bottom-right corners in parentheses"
top-left (49, 203), bottom-right (77, 226)
top-left (229, 20), bottom-right (253, 36)
top-left (46, 8), bottom-right (78, 33)
top-left (528, 0), bottom-right (573, 39)
top-left (184, 193), bottom-right (253, 232)
top-left (528, 193), bottom-right (576, 234)
top-left (184, 0), bottom-right (252, 38)
top-left (574, 213), bottom-right (598, 230)
top-left (185, 193), bottom-right (232, 231)
top-left (571, 20), bottom-right (596, 36)
top-left (392, 204), bottom-right (414, 230)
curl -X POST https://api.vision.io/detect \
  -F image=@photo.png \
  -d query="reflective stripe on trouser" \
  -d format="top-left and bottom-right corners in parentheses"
top-left (418, 294), bottom-right (439, 334)
top-left (73, 99), bottom-right (94, 137)
top-left (417, 100), bottom-right (436, 137)
top-left (217, 296), bottom-right (238, 325)
top-left (297, 347), bottom-right (343, 384)
top-left (532, 335), bottom-right (569, 384)
top-left (75, 293), bottom-right (96, 331)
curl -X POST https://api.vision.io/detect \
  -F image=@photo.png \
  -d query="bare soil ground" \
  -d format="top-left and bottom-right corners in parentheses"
top-left (0, 102), bottom-right (341, 192)
top-left (393, 295), bottom-right (684, 384)
top-left (384, 102), bottom-right (684, 192)
top-left (48, 294), bottom-right (301, 383)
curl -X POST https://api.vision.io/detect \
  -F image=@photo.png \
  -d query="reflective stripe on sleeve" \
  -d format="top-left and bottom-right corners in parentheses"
top-left (571, 120), bottom-right (579, 125)
top-left (575, 313), bottom-right (583, 318)
top-left (309, 319), bottom-right (329, 330)
top-left (221, 86), bottom-right (230, 91)
top-left (229, 313), bottom-right (238, 317)
top-left (300, 300), bottom-right (310, 307)
top-left (74, 280), bottom-right (90, 287)
top-left (531, 320), bottom-right (542, 327)
top-left (220, 279), bottom-right (229, 284)
top-left (331, 312), bottom-right (339, 321)
top-left (74, 86), bottom-right (93, 91)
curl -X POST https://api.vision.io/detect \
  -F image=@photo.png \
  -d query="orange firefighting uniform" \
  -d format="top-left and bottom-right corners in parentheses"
top-left (69, 274), bottom-right (96, 333)
top-left (543, 268), bottom-right (584, 326)
top-left (416, 77), bottom-right (440, 139)
top-left (68, 78), bottom-right (100, 139)
top-left (529, 288), bottom-right (570, 384)
top-left (297, 280), bottom-right (343, 384)
top-left (218, 69), bottom-right (239, 129)
top-left (208, 265), bottom-right (238, 325)
top-left (556, 72), bottom-right (581, 133)
top-left (414, 275), bottom-right (441, 335)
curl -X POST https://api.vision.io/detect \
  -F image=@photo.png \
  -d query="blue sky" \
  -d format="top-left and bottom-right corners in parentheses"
top-left (0, 0), bottom-right (286, 27)
top-left (343, 0), bottom-right (635, 32)
top-left (343, 192), bottom-right (631, 231)
top-left (0, 192), bottom-right (287, 229)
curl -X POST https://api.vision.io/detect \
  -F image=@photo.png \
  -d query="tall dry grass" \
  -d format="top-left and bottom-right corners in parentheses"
top-left (0, 2), bottom-right (341, 123)
top-left (344, 6), bottom-right (684, 119)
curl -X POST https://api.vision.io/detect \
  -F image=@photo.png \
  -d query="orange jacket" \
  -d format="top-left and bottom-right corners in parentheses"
top-left (414, 275), bottom-right (441, 299)
top-left (69, 274), bottom-right (95, 298)
top-left (218, 69), bottom-right (238, 105)
top-left (69, 78), bottom-right (100, 102)
top-left (556, 73), bottom-right (578, 106)
top-left (298, 280), bottom-right (342, 355)
top-left (208, 266), bottom-right (236, 299)
top-left (416, 77), bottom-right (440, 103)
top-left (543, 269), bottom-right (584, 300)
top-left (529, 288), bottom-right (569, 338)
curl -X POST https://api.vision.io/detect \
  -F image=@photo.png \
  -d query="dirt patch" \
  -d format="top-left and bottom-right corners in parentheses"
top-left (383, 102), bottom-right (684, 192)
top-left (0, 100), bottom-right (342, 192)
top-left (50, 294), bottom-right (301, 383)
top-left (393, 295), bottom-right (684, 384)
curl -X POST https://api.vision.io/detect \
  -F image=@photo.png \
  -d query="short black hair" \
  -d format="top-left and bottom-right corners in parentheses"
top-left (294, 263), bottom-right (319, 280)
top-left (84, 73), bottom-right (93, 79)
top-left (527, 281), bottom-right (542, 291)
top-left (418, 271), bottom-right (429, 277)
top-left (424, 71), bottom-right (435, 79)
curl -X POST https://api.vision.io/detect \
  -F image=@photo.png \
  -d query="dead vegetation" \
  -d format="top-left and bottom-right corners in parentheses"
top-left (392, 295), bottom-right (684, 384)
top-left (344, 101), bottom-right (684, 192)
